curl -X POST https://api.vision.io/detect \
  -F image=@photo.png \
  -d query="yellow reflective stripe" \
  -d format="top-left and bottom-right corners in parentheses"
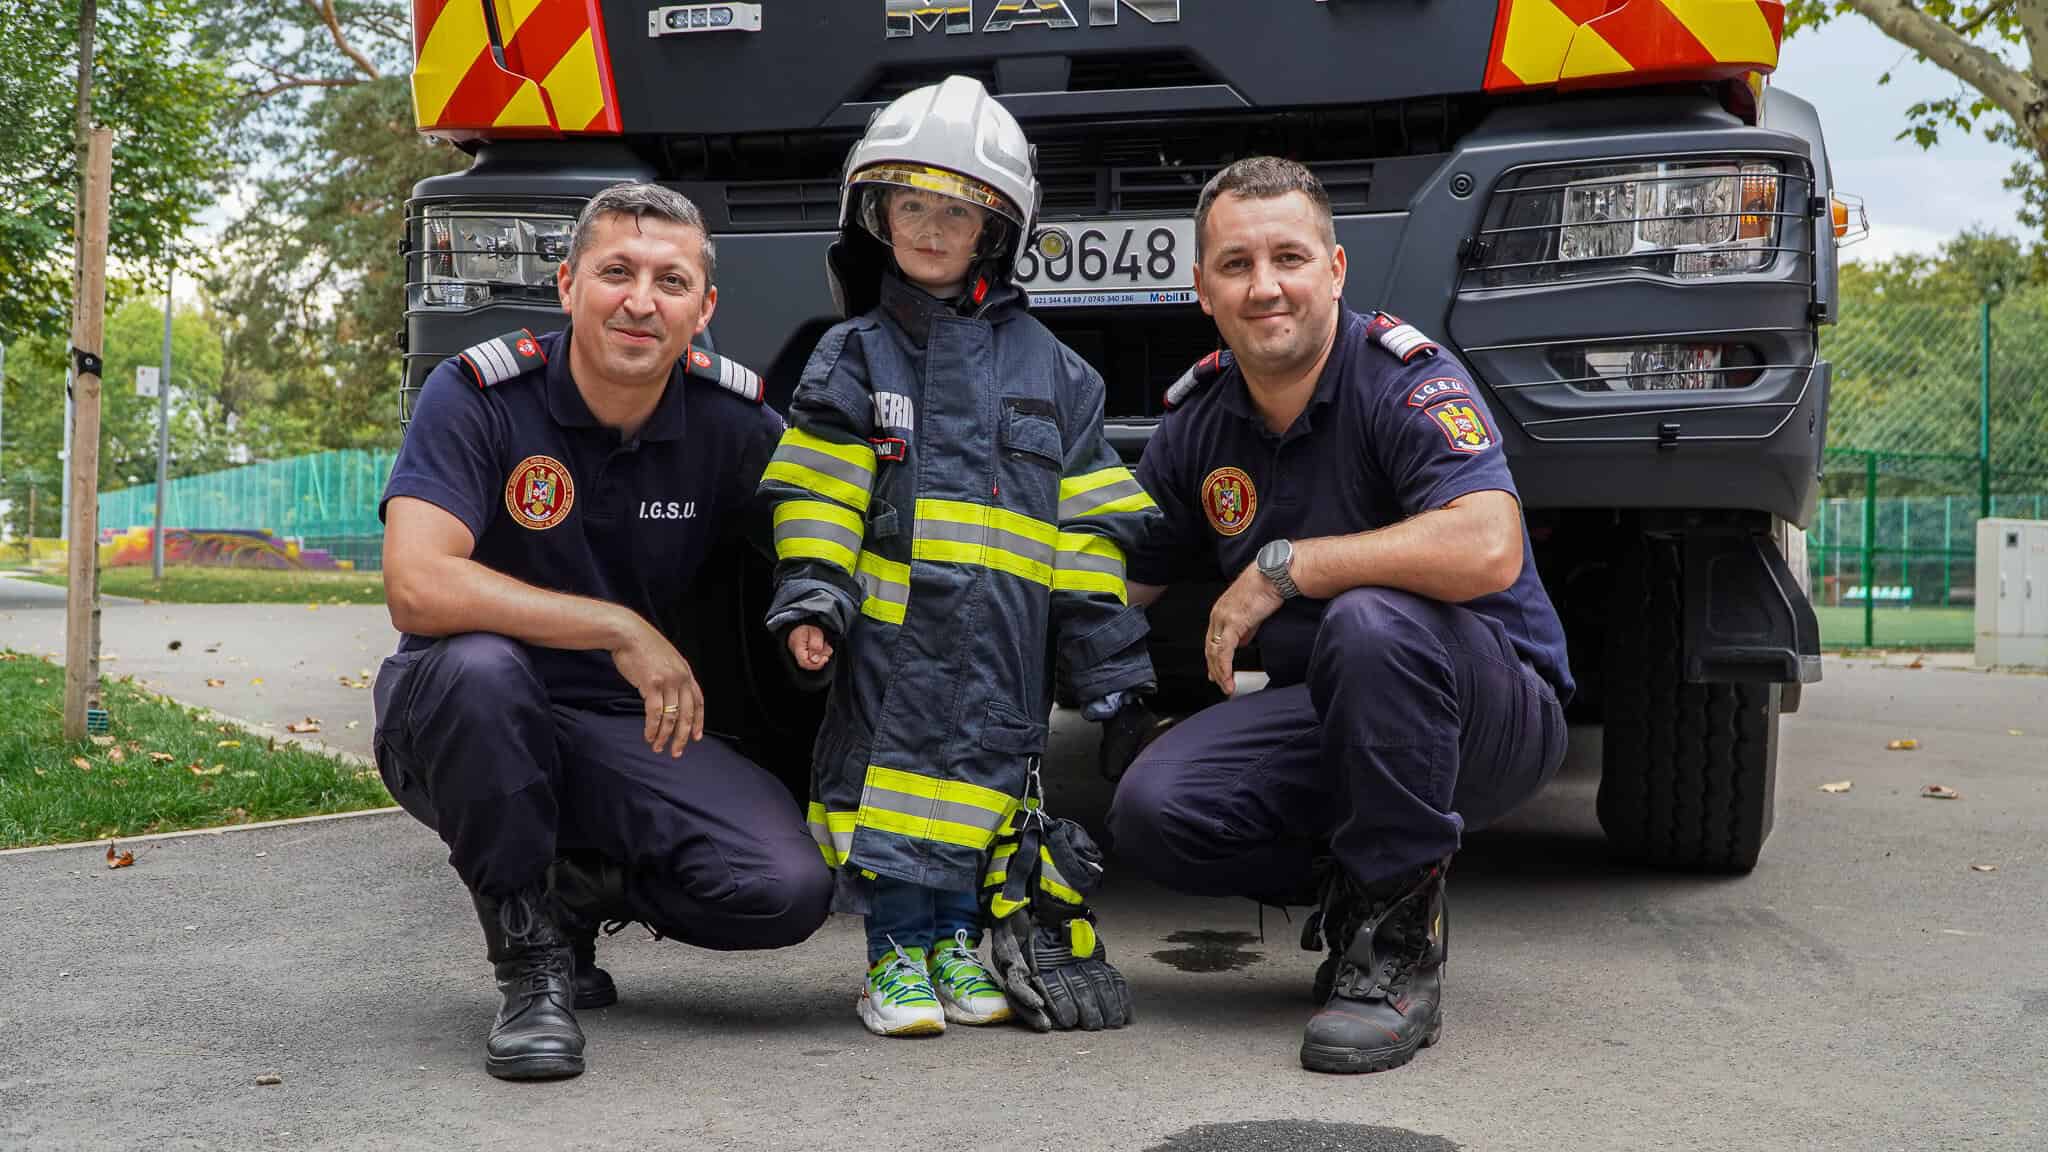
top-left (1069, 918), bottom-right (1098, 959)
top-left (866, 764), bottom-right (1016, 819)
top-left (764, 428), bottom-right (876, 513)
top-left (857, 551), bottom-right (910, 625)
top-left (773, 500), bottom-right (864, 573)
top-left (1052, 531), bottom-right (1128, 601)
top-left (1059, 466), bottom-right (1155, 519)
top-left (858, 804), bottom-right (1000, 850)
top-left (806, 802), bottom-right (858, 867)
top-left (913, 499), bottom-right (1059, 588)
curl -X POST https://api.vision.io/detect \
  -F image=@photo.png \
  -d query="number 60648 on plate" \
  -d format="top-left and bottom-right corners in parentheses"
top-left (1018, 217), bottom-right (1197, 308)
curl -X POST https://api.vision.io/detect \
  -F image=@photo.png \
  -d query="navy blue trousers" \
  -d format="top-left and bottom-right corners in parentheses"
top-left (372, 633), bottom-right (831, 951)
top-left (1108, 587), bottom-right (1567, 904)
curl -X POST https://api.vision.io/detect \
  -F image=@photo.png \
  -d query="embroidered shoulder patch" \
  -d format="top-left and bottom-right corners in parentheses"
top-left (1367, 312), bottom-right (1440, 363)
top-left (1406, 377), bottom-right (1470, 407)
top-left (458, 329), bottom-right (546, 389)
top-left (1425, 399), bottom-right (1495, 455)
top-left (505, 455), bottom-right (576, 529)
top-left (684, 347), bottom-right (765, 403)
top-left (1201, 466), bottom-right (1258, 537)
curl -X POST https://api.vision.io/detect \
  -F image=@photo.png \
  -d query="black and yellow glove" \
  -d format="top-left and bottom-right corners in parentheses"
top-left (982, 813), bottom-right (1134, 1032)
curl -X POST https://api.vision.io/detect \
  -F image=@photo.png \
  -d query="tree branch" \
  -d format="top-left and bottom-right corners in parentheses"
top-left (1955, 0), bottom-right (2016, 36)
top-left (1847, 0), bottom-right (2048, 147)
top-left (303, 0), bottom-right (382, 81)
top-left (2016, 0), bottom-right (2048, 88)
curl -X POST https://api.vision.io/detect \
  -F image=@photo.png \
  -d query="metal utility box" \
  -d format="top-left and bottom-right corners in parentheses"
top-left (1976, 518), bottom-right (2048, 668)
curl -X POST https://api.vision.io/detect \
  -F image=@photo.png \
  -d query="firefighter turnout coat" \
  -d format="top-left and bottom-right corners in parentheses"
top-left (761, 273), bottom-right (1161, 904)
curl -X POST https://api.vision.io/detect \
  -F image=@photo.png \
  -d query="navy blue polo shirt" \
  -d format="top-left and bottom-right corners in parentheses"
top-left (380, 327), bottom-right (787, 704)
top-left (1131, 309), bottom-right (1574, 703)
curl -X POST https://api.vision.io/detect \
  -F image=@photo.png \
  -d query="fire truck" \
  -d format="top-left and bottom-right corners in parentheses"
top-left (398, 0), bottom-right (1851, 873)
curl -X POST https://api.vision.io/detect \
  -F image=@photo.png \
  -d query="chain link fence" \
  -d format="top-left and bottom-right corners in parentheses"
top-left (1812, 290), bottom-right (2048, 648)
top-left (95, 450), bottom-right (397, 573)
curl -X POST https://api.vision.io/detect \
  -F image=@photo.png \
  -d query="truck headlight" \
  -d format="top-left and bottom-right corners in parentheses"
top-left (1478, 158), bottom-right (1793, 288)
top-left (1550, 342), bottom-right (1765, 392)
top-left (411, 207), bottom-right (576, 311)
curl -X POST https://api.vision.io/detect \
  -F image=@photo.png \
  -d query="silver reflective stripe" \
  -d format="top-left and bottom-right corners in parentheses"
top-left (1056, 544), bottom-right (1124, 578)
top-left (863, 785), bottom-right (1005, 836)
top-left (860, 559), bottom-right (910, 612)
top-left (1059, 476), bottom-right (1145, 519)
top-left (916, 517), bottom-right (1056, 568)
top-left (771, 441), bottom-right (872, 490)
top-left (809, 816), bottom-right (854, 862)
top-left (774, 513), bottom-right (862, 567)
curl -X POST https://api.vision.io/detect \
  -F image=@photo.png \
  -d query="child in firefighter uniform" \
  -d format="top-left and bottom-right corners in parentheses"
top-left (759, 76), bottom-right (1157, 1037)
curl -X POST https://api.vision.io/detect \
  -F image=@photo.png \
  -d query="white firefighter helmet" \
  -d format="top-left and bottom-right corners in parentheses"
top-left (827, 75), bottom-right (1040, 314)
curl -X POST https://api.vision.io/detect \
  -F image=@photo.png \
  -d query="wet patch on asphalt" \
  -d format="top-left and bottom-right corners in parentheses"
top-left (1151, 930), bottom-right (1263, 972)
top-left (1146, 1121), bottom-right (1460, 1151)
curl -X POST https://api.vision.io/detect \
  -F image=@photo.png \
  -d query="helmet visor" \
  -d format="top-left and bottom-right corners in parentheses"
top-left (849, 162), bottom-right (1022, 228)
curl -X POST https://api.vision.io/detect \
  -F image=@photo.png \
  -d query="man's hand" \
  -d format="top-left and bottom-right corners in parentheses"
top-left (1205, 560), bottom-right (1285, 695)
top-left (787, 624), bottom-right (834, 672)
top-left (609, 610), bottom-right (704, 756)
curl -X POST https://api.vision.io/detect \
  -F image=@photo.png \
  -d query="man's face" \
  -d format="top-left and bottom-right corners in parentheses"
top-left (1194, 191), bottom-right (1346, 378)
top-left (556, 212), bottom-right (717, 389)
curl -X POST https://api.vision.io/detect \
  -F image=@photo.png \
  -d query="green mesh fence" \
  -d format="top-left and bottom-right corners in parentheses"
top-left (96, 450), bottom-right (397, 573)
top-left (1811, 291), bottom-right (2048, 649)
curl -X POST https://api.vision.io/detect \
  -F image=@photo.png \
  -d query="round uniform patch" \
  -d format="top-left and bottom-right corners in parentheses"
top-left (689, 348), bottom-right (713, 371)
top-left (1202, 467), bottom-right (1258, 537)
top-left (505, 455), bottom-right (575, 530)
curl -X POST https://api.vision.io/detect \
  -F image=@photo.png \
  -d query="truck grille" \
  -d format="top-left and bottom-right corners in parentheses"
top-left (860, 52), bottom-right (1217, 103)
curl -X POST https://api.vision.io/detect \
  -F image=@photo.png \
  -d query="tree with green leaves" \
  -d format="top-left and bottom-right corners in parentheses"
top-left (1786, 3), bottom-right (2048, 232)
top-left (0, 0), bottom-right (236, 343)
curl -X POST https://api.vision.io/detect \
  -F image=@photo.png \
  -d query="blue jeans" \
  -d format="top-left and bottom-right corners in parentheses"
top-left (866, 876), bottom-right (982, 964)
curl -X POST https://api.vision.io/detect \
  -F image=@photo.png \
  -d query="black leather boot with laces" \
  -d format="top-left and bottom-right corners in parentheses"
top-left (473, 884), bottom-right (585, 1081)
top-left (1298, 858), bottom-right (1448, 1074)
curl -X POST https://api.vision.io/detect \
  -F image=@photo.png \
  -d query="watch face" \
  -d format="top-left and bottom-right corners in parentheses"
top-left (1260, 539), bottom-right (1288, 571)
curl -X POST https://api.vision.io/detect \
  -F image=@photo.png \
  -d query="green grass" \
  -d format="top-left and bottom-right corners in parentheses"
top-left (23, 566), bottom-right (386, 605)
top-left (1816, 605), bottom-right (1975, 650)
top-left (0, 651), bottom-right (393, 849)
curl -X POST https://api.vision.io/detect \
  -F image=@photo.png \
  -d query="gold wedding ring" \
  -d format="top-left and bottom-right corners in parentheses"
top-left (661, 704), bottom-right (680, 715)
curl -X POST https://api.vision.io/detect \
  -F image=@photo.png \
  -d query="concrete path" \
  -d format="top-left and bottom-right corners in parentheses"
top-left (2, 592), bottom-right (2044, 1150)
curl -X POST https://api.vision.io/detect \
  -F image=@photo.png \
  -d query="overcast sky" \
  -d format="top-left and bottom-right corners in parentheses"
top-left (1773, 16), bottom-right (2029, 263)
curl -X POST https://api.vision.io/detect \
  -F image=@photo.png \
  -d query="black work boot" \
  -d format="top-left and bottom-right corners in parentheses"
top-left (473, 884), bottom-right (585, 1081)
top-left (549, 856), bottom-right (630, 1010)
top-left (1298, 858), bottom-right (1448, 1075)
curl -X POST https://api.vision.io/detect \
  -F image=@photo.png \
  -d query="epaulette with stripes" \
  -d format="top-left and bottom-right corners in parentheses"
top-left (1164, 349), bottom-right (1234, 410)
top-left (1366, 311), bottom-right (1440, 363)
top-left (685, 347), bottom-right (765, 404)
top-left (456, 329), bottom-right (547, 389)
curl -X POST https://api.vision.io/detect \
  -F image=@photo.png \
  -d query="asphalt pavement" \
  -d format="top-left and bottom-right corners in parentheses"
top-left (2, 584), bottom-right (2044, 1150)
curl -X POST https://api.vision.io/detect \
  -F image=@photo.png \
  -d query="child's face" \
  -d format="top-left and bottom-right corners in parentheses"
top-left (886, 188), bottom-right (986, 294)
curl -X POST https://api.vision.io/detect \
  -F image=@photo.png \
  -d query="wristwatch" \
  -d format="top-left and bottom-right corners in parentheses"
top-left (1257, 538), bottom-right (1301, 600)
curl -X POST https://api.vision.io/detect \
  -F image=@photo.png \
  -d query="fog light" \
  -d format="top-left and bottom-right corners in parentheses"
top-left (1558, 343), bottom-right (1761, 392)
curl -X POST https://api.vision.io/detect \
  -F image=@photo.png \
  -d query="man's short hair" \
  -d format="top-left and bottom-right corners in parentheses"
top-left (1194, 157), bottom-right (1336, 264)
top-left (566, 182), bottom-right (718, 287)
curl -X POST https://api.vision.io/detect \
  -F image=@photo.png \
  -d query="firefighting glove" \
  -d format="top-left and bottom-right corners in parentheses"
top-left (983, 815), bottom-right (1135, 1032)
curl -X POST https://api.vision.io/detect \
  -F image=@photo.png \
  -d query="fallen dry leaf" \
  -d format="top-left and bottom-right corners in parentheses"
top-left (1818, 780), bottom-right (1853, 794)
top-left (217, 740), bottom-right (241, 749)
top-left (285, 721), bottom-right (321, 734)
top-left (33, 766), bottom-right (45, 776)
top-left (167, 640), bottom-right (182, 651)
top-left (2010, 730), bottom-right (2025, 737)
top-left (148, 752), bottom-right (175, 763)
top-left (106, 747), bottom-right (126, 763)
top-left (204, 679), bottom-right (225, 688)
top-left (188, 763), bottom-right (224, 776)
top-left (254, 1073), bottom-right (283, 1086)
top-left (105, 842), bottom-right (134, 869)
top-left (249, 677), bottom-right (263, 686)
top-left (1907, 657), bottom-right (1924, 669)
top-left (1887, 739), bottom-right (1919, 751)
top-left (1921, 784), bottom-right (1961, 800)
top-left (345, 720), bottom-right (360, 730)
top-left (89, 736), bottom-right (113, 748)
top-left (71, 757), bottom-right (91, 772)
top-left (1971, 863), bottom-right (1999, 873)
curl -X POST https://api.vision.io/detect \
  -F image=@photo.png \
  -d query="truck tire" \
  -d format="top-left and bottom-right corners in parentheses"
top-left (1597, 537), bottom-right (1781, 874)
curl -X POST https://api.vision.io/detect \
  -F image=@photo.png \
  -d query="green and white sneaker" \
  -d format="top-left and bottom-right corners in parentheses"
top-left (928, 929), bottom-right (1013, 1026)
top-left (859, 941), bottom-right (946, 1038)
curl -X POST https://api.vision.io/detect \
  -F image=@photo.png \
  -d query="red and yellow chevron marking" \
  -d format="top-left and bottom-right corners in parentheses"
top-left (411, 0), bottom-right (620, 137)
top-left (1485, 0), bottom-right (1783, 93)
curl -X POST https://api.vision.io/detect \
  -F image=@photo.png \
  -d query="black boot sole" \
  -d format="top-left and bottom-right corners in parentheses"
top-left (485, 1051), bottom-right (586, 1081)
top-left (1299, 1014), bottom-right (1442, 1075)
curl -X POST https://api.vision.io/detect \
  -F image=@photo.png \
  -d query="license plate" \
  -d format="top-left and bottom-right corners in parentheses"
top-left (1018, 217), bottom-right (1197, 308)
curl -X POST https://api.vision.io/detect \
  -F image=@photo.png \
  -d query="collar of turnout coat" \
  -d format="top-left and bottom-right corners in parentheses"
top-left (878, 269), bottom-right (1024, 347)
